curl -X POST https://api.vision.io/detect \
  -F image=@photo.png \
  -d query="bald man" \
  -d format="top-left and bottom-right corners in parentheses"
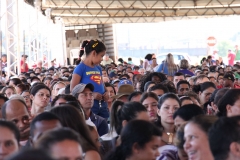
top-left (2, 99), bottom-right (31, 146)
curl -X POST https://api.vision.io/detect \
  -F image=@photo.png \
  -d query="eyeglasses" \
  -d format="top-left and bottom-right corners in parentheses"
top-left (23, 95), bottom-right (30, 99)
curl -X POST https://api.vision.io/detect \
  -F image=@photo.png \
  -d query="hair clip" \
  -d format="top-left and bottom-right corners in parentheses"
top-left (92, 42), bottom-right (98, 48)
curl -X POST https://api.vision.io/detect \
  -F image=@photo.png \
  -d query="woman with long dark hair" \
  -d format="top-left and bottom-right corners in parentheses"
top-left (141, 92), bottom-right (159, 122)
top-left (105, 120), bottom-right (162, 160)
top-left (50, 105), bottom-right (101, 160)
top-left (156, 93), bottom-right (181, 145)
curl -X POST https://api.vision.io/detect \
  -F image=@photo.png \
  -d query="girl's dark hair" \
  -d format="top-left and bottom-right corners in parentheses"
top-left (217, 89), bottom-right (240, 117)
top-left (140, 92), bottom-right (158, 103)
top-left (80, 39), bottom-right (106, 58)
top-left (109, 101), bottom-right (124, 134)
top-left (192, 81), bottom-right (216, 94)
top-left (143, 81), bottom-right (156, 92)
top-left (50, 106), bottom-right (98, 152)
top-left (10, 78), bottom-right (22, 86)
top-left (16, 84), bottom-right (27, 93)
top-left (118, 58), bottom-right (124, 63)
top-left (105, 82), bottom-right (116, 95)
top-left (214, 88), bottom-right (229, 105)
top-left (128, 91), bottom-right (142, 102)
top-left (141, 72), bottom-right (167, 92)
top-left (51, 94), bottom-right (80, 107)
top-left (30, 84), bottom-right (51, 96)
top-left (173, 104), bottom-right (204, 120)
top-left (105, 120), bottom-right (162, 160)
top-left (200, 57), bottom-right (206, 64)
top-left (189, 115), bottom-right (218, 134)
top-left (145, 54), bottom-right (153, 61)
top-left (158, 93), bottom-right (180, 109)
top-left (116, 102), bottom-right (147, 135)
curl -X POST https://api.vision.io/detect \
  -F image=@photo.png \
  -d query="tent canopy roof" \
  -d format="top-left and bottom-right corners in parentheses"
top-left (41, 0), bottom-right (240, 26)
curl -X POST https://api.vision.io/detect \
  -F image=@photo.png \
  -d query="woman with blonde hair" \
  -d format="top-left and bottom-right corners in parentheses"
top-left (157, 53), bottom-right (178, 76)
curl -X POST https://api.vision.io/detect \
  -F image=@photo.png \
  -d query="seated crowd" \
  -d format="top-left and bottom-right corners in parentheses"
top-left (1, 50), bottom-right (240, 160)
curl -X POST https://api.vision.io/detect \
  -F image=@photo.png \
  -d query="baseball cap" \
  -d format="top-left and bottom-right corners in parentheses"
top-left (111, 79), bottom-right (120, 85)
top-left (71, 83), bottom-right (94, 97)
top-left (112, 84), bottom-right (134, 99)
top-left (194, 70), bottom-right (201, 74)
top-left (118, 79), bottom-right (133, 88)
top-left (224, 74), bottom-right (235, 82)
top-left (109, 72), bottom-right (118, 78)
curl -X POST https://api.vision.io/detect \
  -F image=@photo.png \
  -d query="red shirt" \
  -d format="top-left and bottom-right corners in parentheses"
top-left (133, 71), bottom-right (140, 74)
top-left (228, 53), bottom-right (236, 66)
top-left (234, 84), bottom-right (240, 89)
top-left (20, 60), bottom-right (29, 73)
top-left (217, 85), bottom-right (223, 89)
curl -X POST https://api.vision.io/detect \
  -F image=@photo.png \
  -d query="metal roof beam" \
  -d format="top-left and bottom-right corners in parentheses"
top-left (48, 5), bottom-right (240, 10)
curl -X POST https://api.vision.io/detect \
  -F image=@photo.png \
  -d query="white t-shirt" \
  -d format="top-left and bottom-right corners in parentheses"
top-left (85, 117), bottom-right (95, 127)
top-left (101, 59), bottom-right (113, 66)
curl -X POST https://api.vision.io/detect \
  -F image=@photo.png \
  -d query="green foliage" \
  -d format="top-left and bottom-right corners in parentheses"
top-left (217, 40), bottom-right (234, 57)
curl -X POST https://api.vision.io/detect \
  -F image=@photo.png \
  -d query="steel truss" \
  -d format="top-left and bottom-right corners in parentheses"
top-left (4, 0), bottom-right (21, 75)
top-left (42, 0), bottom-right (240, 25)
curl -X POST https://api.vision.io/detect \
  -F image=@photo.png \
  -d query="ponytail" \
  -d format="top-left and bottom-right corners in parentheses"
top-left (80, 39), bottom-right (106, 57)
top-left (79, 40), bottom-right (89, 58)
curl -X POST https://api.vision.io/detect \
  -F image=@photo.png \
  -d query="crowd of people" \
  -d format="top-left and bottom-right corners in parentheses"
top-left (0, 39), bottom-right (240, 160)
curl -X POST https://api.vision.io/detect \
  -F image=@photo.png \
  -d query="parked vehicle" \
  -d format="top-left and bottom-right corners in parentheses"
top-left (156, 52), bottom-right (192, 65)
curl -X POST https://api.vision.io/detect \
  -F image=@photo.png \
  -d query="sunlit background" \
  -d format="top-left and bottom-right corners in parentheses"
top-left (115, 16), bottom-right (240, 65)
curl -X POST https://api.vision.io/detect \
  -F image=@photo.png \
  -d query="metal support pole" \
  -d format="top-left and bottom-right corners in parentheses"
top-left (5, 0), bottom-right (20, 76)
top-left (45, 8), bottom-right (52, 68)
top-left (61, 19), bottom-right (67, 66)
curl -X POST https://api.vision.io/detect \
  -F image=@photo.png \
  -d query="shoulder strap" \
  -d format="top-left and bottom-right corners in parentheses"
top-left (162, 62), bottom-right (165, 72)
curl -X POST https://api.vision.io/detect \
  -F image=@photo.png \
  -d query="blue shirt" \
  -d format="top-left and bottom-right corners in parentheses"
top-left (73, 62), bottom-right (105, 94)
top-left (157, 62), bottom-right (169, 75)
top-left (178, 69), bottom-right (194, 76)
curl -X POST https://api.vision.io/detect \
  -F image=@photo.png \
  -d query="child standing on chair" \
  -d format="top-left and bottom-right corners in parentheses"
top-left (70, 39), bottom-right (109, 118)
